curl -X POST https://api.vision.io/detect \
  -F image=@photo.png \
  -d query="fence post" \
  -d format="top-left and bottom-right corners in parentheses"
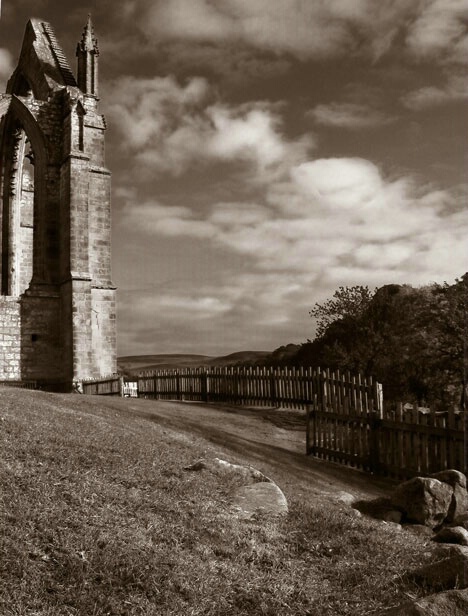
top-left (201, 371), bottom-right (208, 403)
top-left (306, 404), bottom-right (315, 455)
top-left (369, 412), bottom-right (382, 474)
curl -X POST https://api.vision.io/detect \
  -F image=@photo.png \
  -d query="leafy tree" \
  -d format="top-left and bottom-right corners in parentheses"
top-left (299, 275), bottom-right (467, 409)
top-left (309, 285), bottom-right (376, 339)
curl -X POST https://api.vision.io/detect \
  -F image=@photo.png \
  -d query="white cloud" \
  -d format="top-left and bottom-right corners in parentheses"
top-left (207, 106), bottom-right (285, 168)
top-left (309, 102), bottom-right (396, 129)
top-left (105, 75), bottom-right (314, 177)
top-left (115, 156), bottom-right (467, 354)
top-left (119, 158), bottom-right (467, 284)
top-left (401, 73), bottom-right (468, 109)
top-left (406, 0), bottom-right (468, 62)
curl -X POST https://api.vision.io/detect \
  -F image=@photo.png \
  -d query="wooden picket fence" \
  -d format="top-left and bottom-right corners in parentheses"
top-left (306, 373), bottom-right (466, 479)
top-left (81, 375), bottom-right (122, 396)
top-left (0, 380), bottom-right (39, 390)
top-left (80, 367), bottom-right (466, 478)
top-left (137, 366), bottom-right (326, 408)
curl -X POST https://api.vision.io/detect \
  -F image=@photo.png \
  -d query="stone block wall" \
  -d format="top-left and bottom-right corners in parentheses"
top-left (0, 297), bottom-right (21, 380)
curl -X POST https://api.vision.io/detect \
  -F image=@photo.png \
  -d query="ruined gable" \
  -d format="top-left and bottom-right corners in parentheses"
top-left (0, 18), bottom-right (116, 390)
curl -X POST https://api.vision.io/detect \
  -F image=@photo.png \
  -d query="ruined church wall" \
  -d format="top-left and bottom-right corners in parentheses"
top-left (0, 297), bottom-right (21, 380)
top-left (91, 287), bottom-right (117, 377)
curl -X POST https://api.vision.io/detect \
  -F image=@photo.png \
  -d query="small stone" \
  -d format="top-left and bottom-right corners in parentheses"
top-left (335, 491), bottom-right (356, 506)
top-left (353, 497), bottom-right (402, 523)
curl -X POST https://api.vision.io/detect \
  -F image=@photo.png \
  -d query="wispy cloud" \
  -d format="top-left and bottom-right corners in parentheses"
top-left (401, 73), bottom-right (468, 109)
top-left (116, 0), bottom-right (467, 65)
top-left (308, 102), bottom-right (396, 129)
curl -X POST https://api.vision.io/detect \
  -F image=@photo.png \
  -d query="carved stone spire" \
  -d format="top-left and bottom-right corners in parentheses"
top-left (76, 15), bottom-right (99, 97)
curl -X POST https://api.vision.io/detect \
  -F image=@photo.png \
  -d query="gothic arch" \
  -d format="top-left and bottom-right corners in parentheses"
top-left (0, 96), bottom-right (49, 294)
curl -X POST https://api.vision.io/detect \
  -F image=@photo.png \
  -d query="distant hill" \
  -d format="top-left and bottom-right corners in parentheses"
top-left (118, 351), bottom-right (271, 375)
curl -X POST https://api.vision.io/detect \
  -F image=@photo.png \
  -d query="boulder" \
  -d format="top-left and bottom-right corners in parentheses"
top-left (446, 484), bottom-right (468, 523)
top-left (184, 457), bottom-right (288, 519)
top-left (231, 482), bottom-right (288, 518)
top-left (452, 512), bottom-right (468, 530)
top-left (428, 471), bottom-right (468, 523)
top-left (184, 458), bottom-right (270, 484)
top-left (433, 526), bottom-right (468, 546)
top-left (374, 589), bottom-right (468, 615)
top-left (430, 470), bottom-right (466, 489)
top-left (390, 477), bottom-right (453, 527)
top-left (411, 545), bottom-right (468, 590)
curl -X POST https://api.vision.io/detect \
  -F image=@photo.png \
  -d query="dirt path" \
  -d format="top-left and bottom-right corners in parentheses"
top-left (89, 396), bottom-right (395, 503)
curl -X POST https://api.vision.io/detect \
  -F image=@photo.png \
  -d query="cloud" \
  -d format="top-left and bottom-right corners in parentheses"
top-left (405, 0), bottom-right (468, 62)
top-left (0, 49), bottom-right (13, 89)
top-left (308, 102), bottom-right (396, 129)
top-left (119, 157), bottom-right (467, 283)
top-left (116, 158), bottom-right (467, 354)
top-left (401, 73), bottom-right (468, 109)
top-left (120, 0), bottom-right (466, 65)
top-left (104, 75), bottom-right (314, 177)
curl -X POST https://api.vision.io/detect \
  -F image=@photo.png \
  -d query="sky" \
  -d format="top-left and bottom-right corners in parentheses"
top-left (1, 1), bottom-right (467, 357)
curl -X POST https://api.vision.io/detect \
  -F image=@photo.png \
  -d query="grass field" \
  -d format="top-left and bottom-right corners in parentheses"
top-left (0, 389), bottom-right (431, 615)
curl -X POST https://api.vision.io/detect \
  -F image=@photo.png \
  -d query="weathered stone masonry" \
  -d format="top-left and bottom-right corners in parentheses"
top-left (0, 17), bottom-right (116, 389)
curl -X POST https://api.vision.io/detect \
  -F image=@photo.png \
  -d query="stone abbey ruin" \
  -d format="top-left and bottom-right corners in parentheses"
top-left (0, 18), bottom-right (116, 390)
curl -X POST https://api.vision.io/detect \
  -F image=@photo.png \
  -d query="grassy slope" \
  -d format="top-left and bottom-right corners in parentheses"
top-left (0, 390), bottom-right (430, 616)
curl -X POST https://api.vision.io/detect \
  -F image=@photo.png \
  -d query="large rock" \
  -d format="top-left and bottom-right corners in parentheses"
top-left (184, 458), bottom-right (270, 484)
top-left (446, 485), bottom-right (468, 523)
top-left (430, 470), bottom-right (466, 489)
top-left (184, 457), bottom-right (288, 519)
top-left (231, 482), bottom-right (288, 518)
top-left (429, 471), bottom-right (468, 523)
top-left (411, 545), bottom-right (468, 590)
top-left (452, 512), bottom-right (468, 530)
top-left (433, 526), bottom-right (468, 546)
top-left (390, 477), bottom-right (453, 527)
top-left (374, 589), bottom-right (468, 615)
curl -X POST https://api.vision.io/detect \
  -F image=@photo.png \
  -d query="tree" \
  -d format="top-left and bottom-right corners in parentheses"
top-left (302, 276), bottom-right (467, 408)
top-left (309, 285), bottom-right (376, 339)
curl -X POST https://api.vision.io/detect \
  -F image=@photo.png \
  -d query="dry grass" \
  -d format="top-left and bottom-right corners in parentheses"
top-left (0, 389), bottom-right (429, 615)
